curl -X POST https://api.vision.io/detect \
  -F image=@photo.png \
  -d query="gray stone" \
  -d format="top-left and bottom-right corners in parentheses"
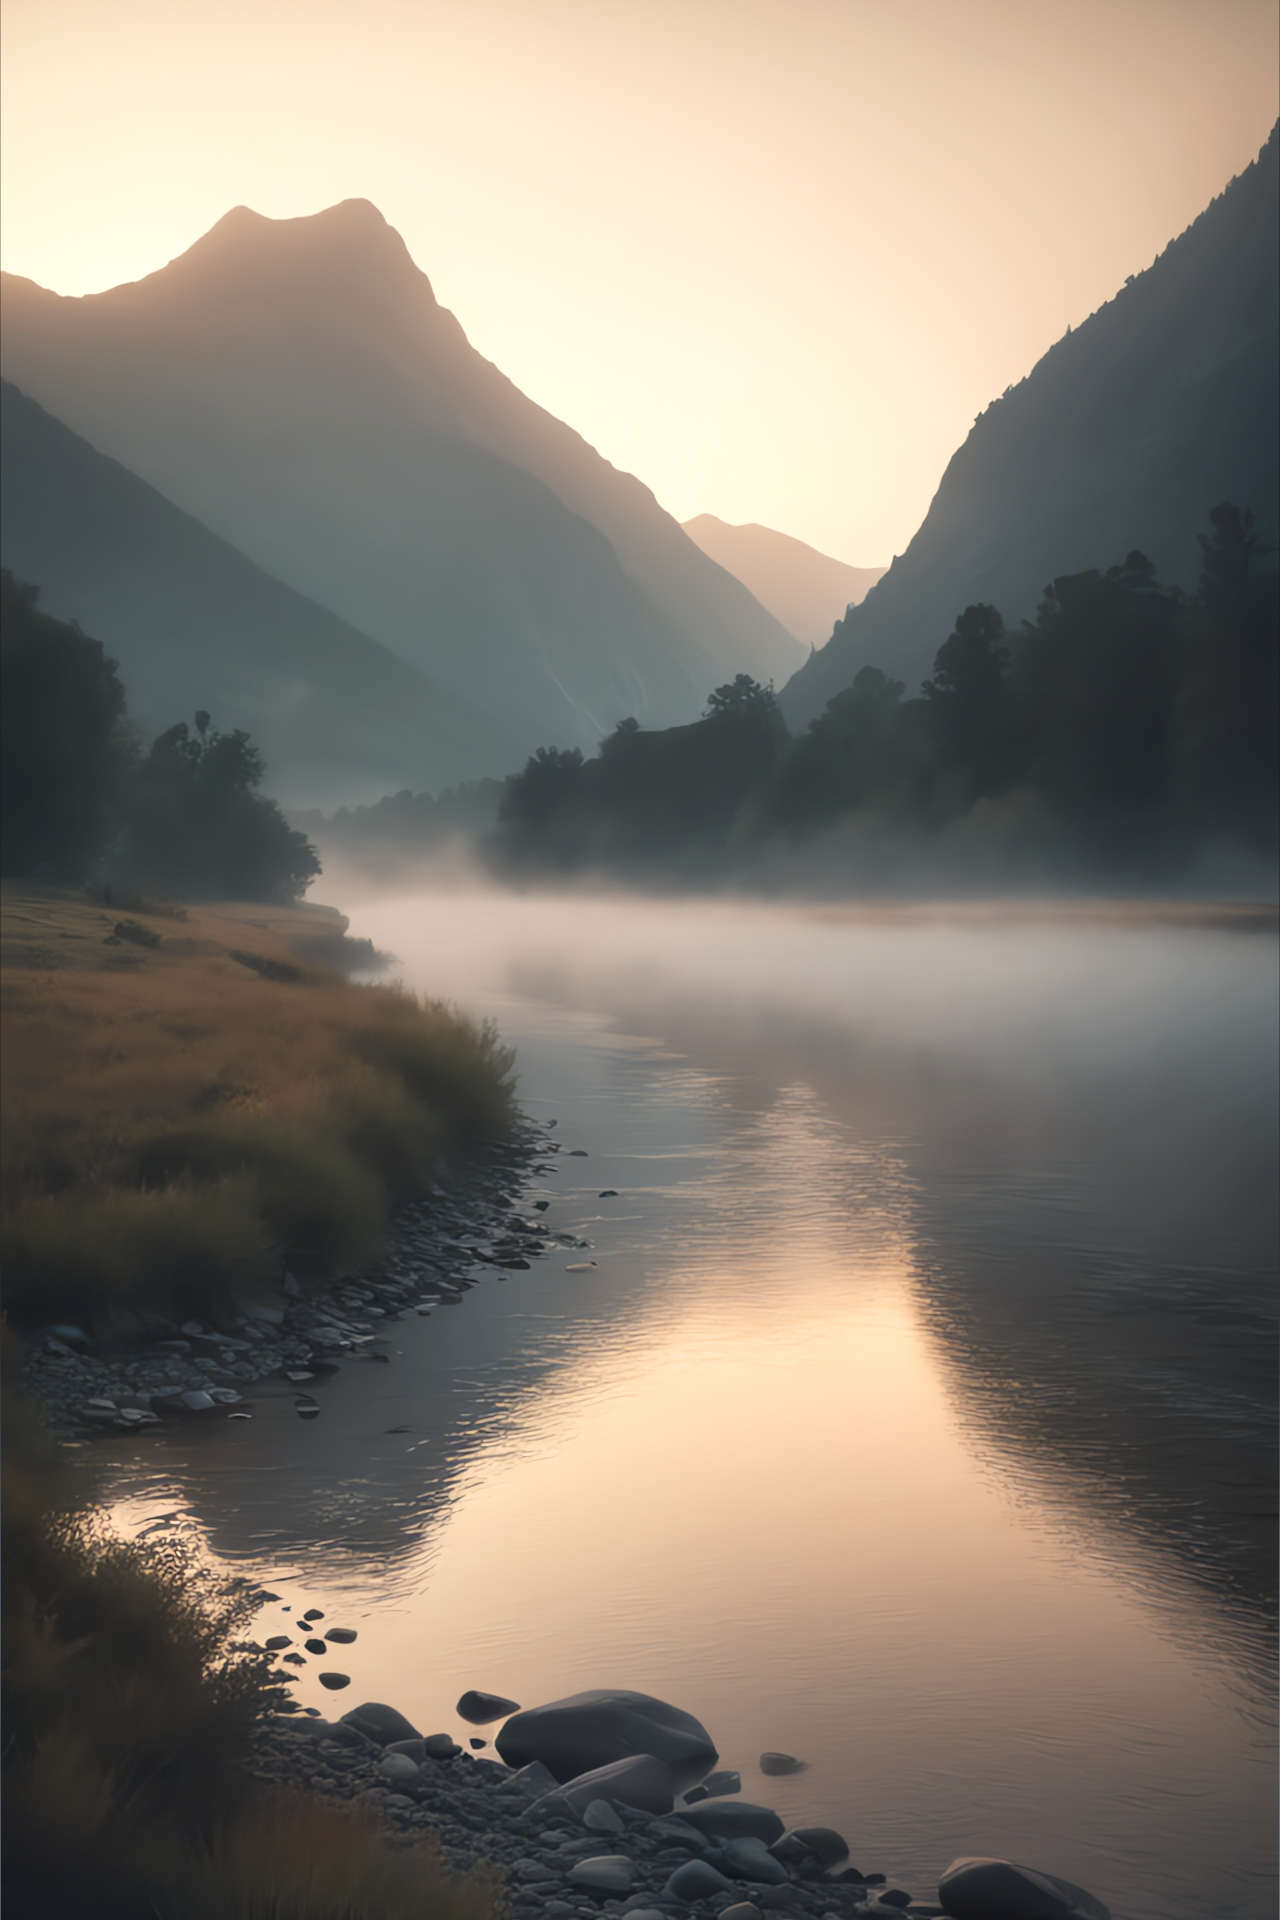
top-left (340, 1702), bottom-right (423, 1745)
top-left (702, 1769), bottom-right (742, 1797)
top-left (649, 1816), bottom-right (707, 1850)
top-left (758, 1753), bottom-right (805, 1777)
top-left (662, 1859), bottom-right (735, 1902)
top-left (324, 1627), bottom-right (358, 1644)
top-left (379, 1752), bottom-right (421, 1783)
top-left (671, 1801), bottom-right (785, 1845)
top-left (496, 1689), bottom-right (717, 1784)
top-left (457, 1687), bottom-right (522, 1723)
top-left (318, 1672), bottom-right (351, 1690)
top-left (423, 1733), bottom-right (461, 1759)
top-left (938, 1859), bottom-right (1111, 1920)
top-left (772, 1829), bottom-right (850, 1870)
top-left (722, 1838), bottom-right (789, 1885)
top-left (306, 1639), bottom-right (328, 1655)
top-left (581, 1799), bottom-right (625, 1835)
top-left (568, 1856), bottom-right (637, 1894)
top-left (546, 1755), bottom-right (678, 1818)
top-left (265, 1635), bottom-right (293, 1650)
top-left (875, 1894), bottom-right (912, 1911)
top-left (498, 1760), bottom-right (560, 1797)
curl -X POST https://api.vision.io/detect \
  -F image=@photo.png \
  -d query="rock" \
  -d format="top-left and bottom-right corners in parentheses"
top-left (318, 1673), bottom-right (350, 1690)
top-left (772, 1829), bottom-right (850, 1870)
top-left (285, 1370), bottom-right (315, 1384)
top-left (671, 1801), bottom-right (784, 1845)
top-left (457, 1687), bottom-right (521, 1724)
top-left (582, 1800), bottom-right (624, 1835)
top-left (876, 1894), bottom-right (912, 1911)
top-left (938, 1860), bottom-right (1111, 1920)
top-left (324, 1627), bottom-right (357, 1644)
top-left (496, 1760), bottom-right (560, 1798)
top-left (701, 1769), bottom-right (742, 1797)
top-left (379, 1752), bottom-right (421, 1783)
top-left (495, 1689), bottom-right (717, 1783)
top-left (662, 1859), bottom-right (735, 1902)
top-left (543, 1755), bottom-right (677, 1818)
top-left (568, 1856), bottom-right (636, 1895)
top-left (722, 1838), bottom-right (789, 1885)
top-left (283, 1653), bottom-right (306, 1666)
top-left (597, 1190), bottom-right (618, 1198)
top-left (469, 1737), bottom-right (487, 1749)
top-left (296, 1404), bottom-right (320, 1420)
top-left (227, 1411), bottom-right (253, 1422)
top-left (306, 1639), bottom-right (328, 1655)
top-left (49, 1323), bottom-right (92, 1347)
top-left (265, 1635), bottom-right (293, 1650)
top-left (649, 1816), bottom-right (707, 1849)
top-left (566, 1149), bottom-right (588, 1157)
top-left (302, 1608), bottom-right (325, 1621)
top-left (682, 1784), bottom-right (709, 1803)
top-left (339, 1701), bottom-right (422, 1745)
top-left (81, 1405), bottom-right (122, 1424)
top-left (758, 1753), bottom-right (805, 1776)
top-left (422, 1733), bottom-right (461, 1759)
top-left (155, 1388), bottom-right (216, 1414)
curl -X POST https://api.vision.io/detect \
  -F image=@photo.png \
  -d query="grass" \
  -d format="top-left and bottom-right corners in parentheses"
top-left (1, 1351), bottom-right (504, 1919)
top-left (1, 886), bottom-right (516, 1325)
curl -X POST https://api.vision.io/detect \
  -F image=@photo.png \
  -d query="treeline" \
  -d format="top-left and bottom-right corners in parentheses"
top-left (1, 572), bottom-right (319, 901)
top-left (495, 505), bottom-right (1278, 886)
top-left (299, 778), bottom-right (505, 882)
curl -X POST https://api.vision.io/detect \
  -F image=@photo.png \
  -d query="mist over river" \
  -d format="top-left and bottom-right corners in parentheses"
top-left (99, 892), bottom-right (1277, 1920)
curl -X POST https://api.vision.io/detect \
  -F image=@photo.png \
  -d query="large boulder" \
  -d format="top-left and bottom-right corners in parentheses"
top-left (939, 1858), bottom-right (1111, 1920)
top-left (495, 1688), bottom-right (717, 1783)
top-left (338, 1701), bottom-right (421, 1746)
top-left (534, 1753), bottom-right (677, 1817)
top-left (673, 1800), bottom-right (785, 1845)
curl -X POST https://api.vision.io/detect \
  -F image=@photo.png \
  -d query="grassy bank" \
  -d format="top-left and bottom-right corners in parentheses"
top-left (1, 886), bottom-right (516, 1327)
top-left (1, 1356), bottom-right (503, 1918)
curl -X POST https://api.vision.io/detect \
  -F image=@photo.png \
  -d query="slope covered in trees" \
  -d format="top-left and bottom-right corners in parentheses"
top-left (0, 201), bottom-right (795, 762)
top-left (782, 127), bottom-right (1279, 725)
top-left (0, 382), bottom-right (516, 807)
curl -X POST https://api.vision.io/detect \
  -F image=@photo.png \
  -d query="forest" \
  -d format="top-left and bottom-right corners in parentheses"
top-left (493, 506), bottom-right (1279, 888)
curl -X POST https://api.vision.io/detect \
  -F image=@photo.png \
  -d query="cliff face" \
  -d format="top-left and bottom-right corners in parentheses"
top-left (782, 128), bottom-right (1280, 724)
top-left (682, 514), bottom-right (883, 653)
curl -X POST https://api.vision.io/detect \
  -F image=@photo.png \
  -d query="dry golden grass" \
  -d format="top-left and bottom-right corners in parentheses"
top-left (1, 886), bottom-right (515, 1322)
top-left (2, 1351), bottom-right (503, 1920)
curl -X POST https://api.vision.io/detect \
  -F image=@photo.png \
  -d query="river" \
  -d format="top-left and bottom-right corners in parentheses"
top-left (97, 891), bottom-right (1278, 1920)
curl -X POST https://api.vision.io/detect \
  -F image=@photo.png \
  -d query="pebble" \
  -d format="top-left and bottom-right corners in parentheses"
top-left (325, 1627), bottom-right (358, 1644)
top-left (318, 1673), bottom-right (351, 1690)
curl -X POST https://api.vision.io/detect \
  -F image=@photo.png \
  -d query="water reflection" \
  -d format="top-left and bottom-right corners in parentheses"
top-left (99, 893), bottom-right (1277, 1920)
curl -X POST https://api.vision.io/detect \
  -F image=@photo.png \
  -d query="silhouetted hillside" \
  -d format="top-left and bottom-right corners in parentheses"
top-left (0, 202), bottom-right (796, 759)
top-left (783, 127), bottom-right (1280, 724)
top-left (683, 514), bottom-right (884, 650)
top-left (0, 382), bottom-right (516, 806)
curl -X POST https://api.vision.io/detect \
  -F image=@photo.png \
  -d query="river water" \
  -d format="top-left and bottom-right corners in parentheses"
top-left (99, 893), bottom-right (1277, 1919)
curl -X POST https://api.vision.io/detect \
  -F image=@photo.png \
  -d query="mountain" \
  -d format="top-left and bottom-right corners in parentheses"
top-left (0, 381), bottom-right (519, 807)
top-left (682, 515), bottom-right (884, 652)
top-left (782, 126), bottom-right (1280, 725)
top-left (0, 202), bottom-right (796, 760)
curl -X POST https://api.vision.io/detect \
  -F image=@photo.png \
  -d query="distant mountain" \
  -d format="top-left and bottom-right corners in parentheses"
top-left (782, 126), bottom-right (1280, 725)
top-left (0, 202), bottom-right (796, 761)
top-left (683, 515), bottom-right (884, 652)
top-left (0, 381), bottom-right (518, 807)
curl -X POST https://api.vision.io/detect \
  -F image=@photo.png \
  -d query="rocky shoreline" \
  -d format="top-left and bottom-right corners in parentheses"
top-left (19, 1124), bottom-right (1112, 1920)
top-left (21, 1118), bottom-right (562, 1436)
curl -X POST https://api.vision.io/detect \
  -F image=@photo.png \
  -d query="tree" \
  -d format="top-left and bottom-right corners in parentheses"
top-left (125, 716), bottom-right (320, 901)
top-left (0, 571), bottom-right (131, 878)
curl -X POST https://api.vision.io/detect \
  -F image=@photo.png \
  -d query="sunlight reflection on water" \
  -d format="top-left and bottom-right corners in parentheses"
top-left (102, 893), bottom-right (1277, 1920)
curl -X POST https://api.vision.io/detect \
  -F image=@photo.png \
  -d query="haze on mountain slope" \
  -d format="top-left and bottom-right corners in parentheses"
top-left (782, 125), bottom-right (1280, 727)
top-left (0, 381), bottom-right (518, 808)
top-left (683, 514), bottom-right (885, 652)
top-left (0, 201), bottom-right (796, 761)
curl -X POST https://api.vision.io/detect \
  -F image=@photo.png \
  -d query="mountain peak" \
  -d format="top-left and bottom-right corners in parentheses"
top-left (166, 197), bottom-right (422, 295)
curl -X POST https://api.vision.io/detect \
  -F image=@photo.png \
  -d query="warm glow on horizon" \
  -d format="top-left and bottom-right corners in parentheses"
top-left (2, 0), bottom-right (1276, 561)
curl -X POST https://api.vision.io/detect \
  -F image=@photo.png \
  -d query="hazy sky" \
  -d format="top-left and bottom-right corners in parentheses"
top-left (2, 0), bottom-right (1276, 561)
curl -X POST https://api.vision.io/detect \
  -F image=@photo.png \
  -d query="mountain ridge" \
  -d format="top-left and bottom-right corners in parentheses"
top-left (0, 201), bottom-right (797, 761)
top-left (781, 125), bottom-right (1280, 723)
top-left (683, 513), bottom-right (884, 652)
top-left (0, 380), bottom-right (519, 807)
